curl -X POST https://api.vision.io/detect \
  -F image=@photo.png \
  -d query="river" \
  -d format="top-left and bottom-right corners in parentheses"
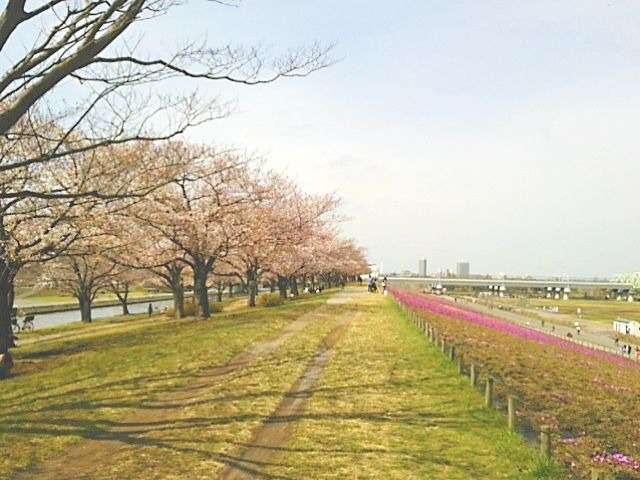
top-left (15, 298), bottom-right (176, 330)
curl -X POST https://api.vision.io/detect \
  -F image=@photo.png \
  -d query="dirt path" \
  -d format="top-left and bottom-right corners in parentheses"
top-left (454, 297), bottom-right (630, 355)
top-left (218, 291), bottom-right (359, 480)
top-left (16, 298), bottom-right (336, 480)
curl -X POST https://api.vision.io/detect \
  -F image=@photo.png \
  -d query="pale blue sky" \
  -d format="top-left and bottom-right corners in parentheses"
top-left (141, 1), bottom-right (640, 277)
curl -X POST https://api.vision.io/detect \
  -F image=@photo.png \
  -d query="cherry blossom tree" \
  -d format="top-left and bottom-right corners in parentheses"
top-left (0, 0), bottom-right (332, 375)
top-left (223, 173), bottom-right (340, 305)
top-left (107, 268), bottom-right (149, 316)
top-left (304, 235), bottom-right (368, 289)
top-left (129, 142), bottom-right (256, 318)
top-left (109, 217), bottom-right (190, 319)
top-left (0, 140), bottom-right (186, 374)
top-left (0, 0), bottom-right (332, 172)
top-left (42, 249), bottom-right (120, 323)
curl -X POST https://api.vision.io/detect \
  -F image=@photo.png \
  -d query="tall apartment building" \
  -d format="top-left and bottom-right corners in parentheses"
top-left (456, 261), bottom-right (470, 278)
top-left (418, 258), bottom-right (428, 277)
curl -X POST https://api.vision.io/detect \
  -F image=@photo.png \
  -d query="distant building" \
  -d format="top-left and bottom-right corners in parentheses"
top-left (418, 259), bottom-right (427, 277)
top-left (456, 261), bottom-right (470, 278)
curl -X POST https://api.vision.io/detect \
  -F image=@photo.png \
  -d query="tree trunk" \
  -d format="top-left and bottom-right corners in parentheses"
top-left (228, 282), bottom-right (234, 298)
top-left (277, 275), bottom-right (287, 298)
top-left (7, 283), bottom-right (14, 311)
top-left (193, 262), bottom-right (210, 318)
top-left (115, 284), bottom-right (130, 315)
top-left (290, 276), bottom-right (299, 297)
top-left (164, 262), bottom-right (185, 319)
top-left (216, 285), bottom-right (223, 302)
top-left (249, 281), bottom-right (257, 307)
top-left (172, 285), bottom-right (185, 319)
top-left (247, 267), bottom-right (258, 307)
top-left (269, 280), bottom-right (276, 293)
top-left (78, 293), bottom-right (92, 323)
top-left (0, 278), bottom-right (15, 378)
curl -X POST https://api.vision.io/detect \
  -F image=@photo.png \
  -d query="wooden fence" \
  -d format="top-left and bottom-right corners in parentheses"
top-left (397, 301), bottom-right (620, 480)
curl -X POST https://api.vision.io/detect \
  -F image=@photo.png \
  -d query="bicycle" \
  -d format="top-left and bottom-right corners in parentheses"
top-left (22, 315), bottom-right (35, 331)
top-left (11, 315), bottom-right (35, 333)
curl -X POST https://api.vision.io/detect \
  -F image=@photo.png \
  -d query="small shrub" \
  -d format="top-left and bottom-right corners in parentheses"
top-left (256, 293), bottom-right (284, 307)
top-left (166, 300), bottom-right (223, 317)
top-left (184, 302), bottom-right (197, 316)
top-left (211, 302), bottom-right (224, 313)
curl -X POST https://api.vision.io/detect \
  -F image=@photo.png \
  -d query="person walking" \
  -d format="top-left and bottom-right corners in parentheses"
top-left (148, 303), bottom-right (153, 317)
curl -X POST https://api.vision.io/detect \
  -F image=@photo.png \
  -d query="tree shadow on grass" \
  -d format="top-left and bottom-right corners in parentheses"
top-left (8, 406), bottom-right (486, 480)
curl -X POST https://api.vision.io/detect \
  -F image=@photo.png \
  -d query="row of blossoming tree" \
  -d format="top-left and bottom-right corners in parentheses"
top-left (0, 0), bottom-right (353, 377)
top-left (0, 138), bottom-right (367, 376)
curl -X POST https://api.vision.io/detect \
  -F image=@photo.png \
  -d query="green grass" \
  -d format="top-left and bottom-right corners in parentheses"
top-left (1, 290), bottom-right (566, 479)
top-left (264, 294), bottom-right (566, 480)
top-left (73, 300), bottom-right (346, 479)
top-left (0, 294), bottom-right (334, 479)
top-left (17, 311), bottom-right (164, 338)
top-left (488, 297), bottom-right (640, 324)
top-left (17, 298), bottom-right (237, 339)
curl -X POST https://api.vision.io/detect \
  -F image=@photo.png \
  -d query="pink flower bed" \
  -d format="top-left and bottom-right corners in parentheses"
top-left (391, 288), bottom-right (640, 478)
top-left (391, 289), bottom-right (639, 370)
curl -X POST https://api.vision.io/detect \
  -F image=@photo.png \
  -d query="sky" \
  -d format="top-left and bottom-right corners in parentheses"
top-left (134, 1), bottom-right (640, 278)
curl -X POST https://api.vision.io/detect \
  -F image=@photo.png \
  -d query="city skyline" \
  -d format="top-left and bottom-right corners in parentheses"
top-left (155, 2), bottom-right (640, 278)
top-left (379, 256), bottom-right (624, 280)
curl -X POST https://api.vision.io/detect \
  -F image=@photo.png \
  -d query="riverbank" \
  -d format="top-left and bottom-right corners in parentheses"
top-left (1, 289), bottom-right (560, 479)
top-left (15, 292), bottom-right (189, 315)
top-left (445, 295), bottom-right (637, 359)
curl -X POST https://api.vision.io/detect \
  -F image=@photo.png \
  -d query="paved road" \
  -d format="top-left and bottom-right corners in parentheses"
top-left (446, 296), bottom-right (639, 360)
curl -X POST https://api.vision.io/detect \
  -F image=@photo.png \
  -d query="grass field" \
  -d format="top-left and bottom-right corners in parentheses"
top-left (485, 297), bottom-right (640, 324)
top-left (16, 298), bottom-right (236, 339)
top-left (1, 289), bottom-right (564, 479)
top-left (262, 295), bottom-right (563, 480)
top-left (395, 290), bottom-right (640, 479)
top-left (2, 294), bottom-right (333, 479)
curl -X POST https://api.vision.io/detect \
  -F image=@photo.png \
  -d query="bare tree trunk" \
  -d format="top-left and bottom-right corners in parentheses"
top-left (227, 282), bottom-right (234, 298)
top-left (192, 262), bottom-right (211, 318)
top-left (163, 262), bottom-right (185, 319)
top-left (7, 283), bottom-right (14, 312)
top-left (247, 267), bottom-right (258, 308)
top-left (78, 293), bottom-right (93, 323)
top-left (290, 276), bottom-right (299, 297)
top-left (172, 287), bottom-right (185, 319)
top-left (216, 284), bottom-right (223, 302)
top-left (0, 277), bottom-right (15, 377)
top-left (115, 283), bottom-right (130, 315)
top-left (269, 280), bottom-right (276, 293)
top-left (277, 275), bottom-right (287, 298)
